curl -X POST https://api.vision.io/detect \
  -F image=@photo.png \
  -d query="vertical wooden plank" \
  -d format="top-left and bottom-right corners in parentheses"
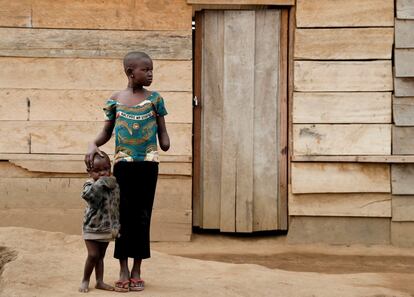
top-left (201, 11), bottom-right (224, 229)
top-left (221, 10), bottom-right (255, 232)
top-left (192, 12), bottom-right (203, 228)
top-left (253, 10), bottom-right (280, 231)
top-left (397, 0), bottom-right (414, 19)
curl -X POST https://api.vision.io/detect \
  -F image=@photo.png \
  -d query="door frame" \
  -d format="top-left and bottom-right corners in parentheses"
top-left (192, 7), bottom-right (292, 231)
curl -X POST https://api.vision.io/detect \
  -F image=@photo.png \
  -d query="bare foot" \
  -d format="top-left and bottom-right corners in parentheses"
top-left (95, 281), bottom-right (114, 291)
top-left (79, 280), bottom-right (89, 293)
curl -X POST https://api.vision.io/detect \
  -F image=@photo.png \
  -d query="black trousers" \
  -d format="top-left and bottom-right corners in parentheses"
top-left (113, 161), bottom-right (158, 259)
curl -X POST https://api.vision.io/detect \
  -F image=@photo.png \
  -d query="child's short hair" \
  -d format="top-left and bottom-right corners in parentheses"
top-left (92, 151), bottom-right (110, 166)
top-left (123, 51), bottom-right (151, 73)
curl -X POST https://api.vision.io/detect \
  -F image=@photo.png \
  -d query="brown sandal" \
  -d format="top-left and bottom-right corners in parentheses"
top-left (129, 278), bottom-right (145, 291)
top-left (114, 280), bottom-right (129, 292)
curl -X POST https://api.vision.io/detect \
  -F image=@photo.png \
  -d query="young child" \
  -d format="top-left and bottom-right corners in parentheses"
top-left (84, 51), bottom-right (170, 292)
top-left (79, 152), bottom-right (120, 293)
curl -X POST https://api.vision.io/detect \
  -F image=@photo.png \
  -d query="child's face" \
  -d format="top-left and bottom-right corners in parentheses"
top-left (131, 58), bottom-right (153, 86)
top-left (89, 157), bottom-right (111, 181)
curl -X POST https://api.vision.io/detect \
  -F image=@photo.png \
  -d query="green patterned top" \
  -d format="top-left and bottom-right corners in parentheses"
top-left (103, 91), bottom-right (168, 163)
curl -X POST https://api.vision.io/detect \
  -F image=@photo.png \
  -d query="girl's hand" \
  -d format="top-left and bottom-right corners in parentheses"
top-left (84, 143), bottom-right (104, 170)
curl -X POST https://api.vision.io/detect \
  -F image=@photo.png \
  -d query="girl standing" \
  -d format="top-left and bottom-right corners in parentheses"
top-left (85, 51), bottom-right (170, 292)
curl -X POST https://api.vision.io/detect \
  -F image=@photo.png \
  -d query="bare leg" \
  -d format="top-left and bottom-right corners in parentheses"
top-left (119, 258), bottom-right (130, 281)
top-left (94, 242), bottom-right (114, 291)
top-left (131, 258), bottom-right (142, 279)
top-left (79, 240), bottom-right (101, 293)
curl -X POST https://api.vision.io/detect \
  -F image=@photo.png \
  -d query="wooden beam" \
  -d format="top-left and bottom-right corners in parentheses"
top-left (0, 57), bottom-right (191, 92)
top-left (289, 193), bottom-right (391, 217)
top-left (294, 61), bottom-right (393, 92)
top-left (293, 124), bottom-right (391, 155)
top-left (296, 0), bottom-right (394, 28)
top-left (32, 0), bottom-right (192, 31)
top-left (295, 28), bottom-right (393, 60)
top-left (0, 28), bottom-right (192, 60)
top-left (293, 92), bottom-right (391, 124)
top-left (291, 162), bottom-right (390, 194)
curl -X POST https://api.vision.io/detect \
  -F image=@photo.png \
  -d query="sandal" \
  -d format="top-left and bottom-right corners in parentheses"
top-left (129, 278), bottom-right (145, 291)
top-left (114, 280), bottom-right (130, 293)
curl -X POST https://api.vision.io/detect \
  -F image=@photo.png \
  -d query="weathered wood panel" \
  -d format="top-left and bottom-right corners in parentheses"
top-left (397, 0), bottom-right (414, 19)
top-left (0, 92), bottom-right (28, 120)
top-left (0, 208), bottom-right (191, 241)
top-left (392, 126), bottom-right (414, 155)
top-left (293, 92), bottom-right (391, 124)
top-left (0, 58), bottom-right (191, 92)
top-left (395, 77), bottom-right (414, 97)
top-left (292, 155), bottom-right (414, 163)
top-left (296, 0), bottom-right (394, 28)
top-left (221, 10), bottom-right (255, 232)
top-left (395, 19), bottom-right (414, 48)
top-left (293, 124), bottom-right (391, 155)
top-left (253, 9), bottom-right (280, 232)
top-left (0, 0), bottom-right (31, 27)
top-left (294, 28), bottom-right (393, 60)
top-left (292, 163), bottom-right (391, 194)
top-left (395, 49), bottom-right (414, 77)
top-left (288, 216), bottom-right (390, 245)
top-left (294, 61), bottom-right (393, 92)
top-left (10, 159), bottom-right (192, 176)
top-left (391, 222), bottom-right (414, 247)
top-left (0, 176), bottom-right (191, 211)
top-left (28, 121), bottom-right (192, 157)
top-left (289, 193), bottom-right (391, 217)
top-left (200, 11), bottom-right (224, 229)
top-left (188, 0), bottom-right (293, 4)
top-left (393, 97), bottom-right (414, 126)
top-left (31, 0), bottom-right (192, 31)
top-left (0, 122), bottom-right (29, 153)
top-left (392, 164), bottom-right (414, 195)
top-left (392, 196), bottom-right (414, 222)
top-left (23, 90), bottom-right (192, 123)
top-left (0, 28), bottom-right (192, 60)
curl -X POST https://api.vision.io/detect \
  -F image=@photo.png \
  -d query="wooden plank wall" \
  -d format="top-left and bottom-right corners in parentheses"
top-left (392, 0), bottom-right (414, 246)
top-left (0, 0), bottom-right (193, 241)
top-left (290, 0), bottom-right (394, 244)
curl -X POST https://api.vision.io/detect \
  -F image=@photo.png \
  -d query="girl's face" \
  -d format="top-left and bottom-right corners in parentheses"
top-left (131, 58), bottom-right (153, 86)
top-left (89, 157), bottom-right (111, 181)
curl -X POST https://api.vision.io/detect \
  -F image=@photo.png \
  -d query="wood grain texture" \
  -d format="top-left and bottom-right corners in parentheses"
top-left (294, 61), bottom-right (393, 92)
top-left (392, 196), bottom-right (414, 222)
top-left (32, 0), bottom-right (192, 31)
top-left (393, 97), bottom-right (414, 126)
top-left (296, 0), bottom-right (394, 28)
top-left (292, 155), bottom-right (414, 163)
top-left (0, 91), bottom-right (28, 120)
top-left (0, 0), bottom-right (31, 27)
top-left (293, 92), bottom-right (391, 124)
top-left (0, 122), bottom-right (29, 153)
top-left (397, 0), bottom-right (414, 19)
top-left (395, 77), bottom-right (414, 97)
top-left (395, 19), bottom-right (414, 48)
top-left (20, 89), bottom-right (192, 123)
top-left (391, 222), bottom-right (414, 247)
top-left (291, 163), bottom-right (391, 194)
top-left (395, 49), bottom-right (414, 77)
top-left (288, 216), bottom-right (390, 245)
top-left (200, 11), bottom-right (224, 229)
top-left (187, 0), bottom-right (293, 4)
top-left (253, 9), bottom-right (280, 231)
top-left (289, 193), bottom-right (391, 217)
top-left (293, 124), bottom-right (391, 155)
top-left (0, 58), bottom-right (191, 92)
top-left (0, 28), bottom-right (192, 60)
top-left (392, 164), bottom-right (414, 195)
top-left (294, 28), bottom-right (393, 60)
top-left (392, 126), bottom-right (414, 155)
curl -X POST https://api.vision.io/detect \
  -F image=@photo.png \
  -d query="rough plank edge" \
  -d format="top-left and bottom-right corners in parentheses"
top-left (291, 155), bottom-right (414, 163)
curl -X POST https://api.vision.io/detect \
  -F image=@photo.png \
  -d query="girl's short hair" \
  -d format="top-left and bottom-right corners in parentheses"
top-left (123, 51), bottom-right (151, 73)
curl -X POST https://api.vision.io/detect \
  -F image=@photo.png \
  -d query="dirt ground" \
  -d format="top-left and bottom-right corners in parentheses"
top-left (0, 227), bottom-right (413, 297)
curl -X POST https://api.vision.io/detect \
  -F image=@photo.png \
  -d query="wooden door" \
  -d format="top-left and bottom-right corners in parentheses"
top-left (193, 9), bottom-right (288, 232)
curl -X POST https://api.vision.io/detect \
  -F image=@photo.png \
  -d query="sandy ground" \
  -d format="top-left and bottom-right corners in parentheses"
top-left (0, 227), bottom-right (413, 297)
